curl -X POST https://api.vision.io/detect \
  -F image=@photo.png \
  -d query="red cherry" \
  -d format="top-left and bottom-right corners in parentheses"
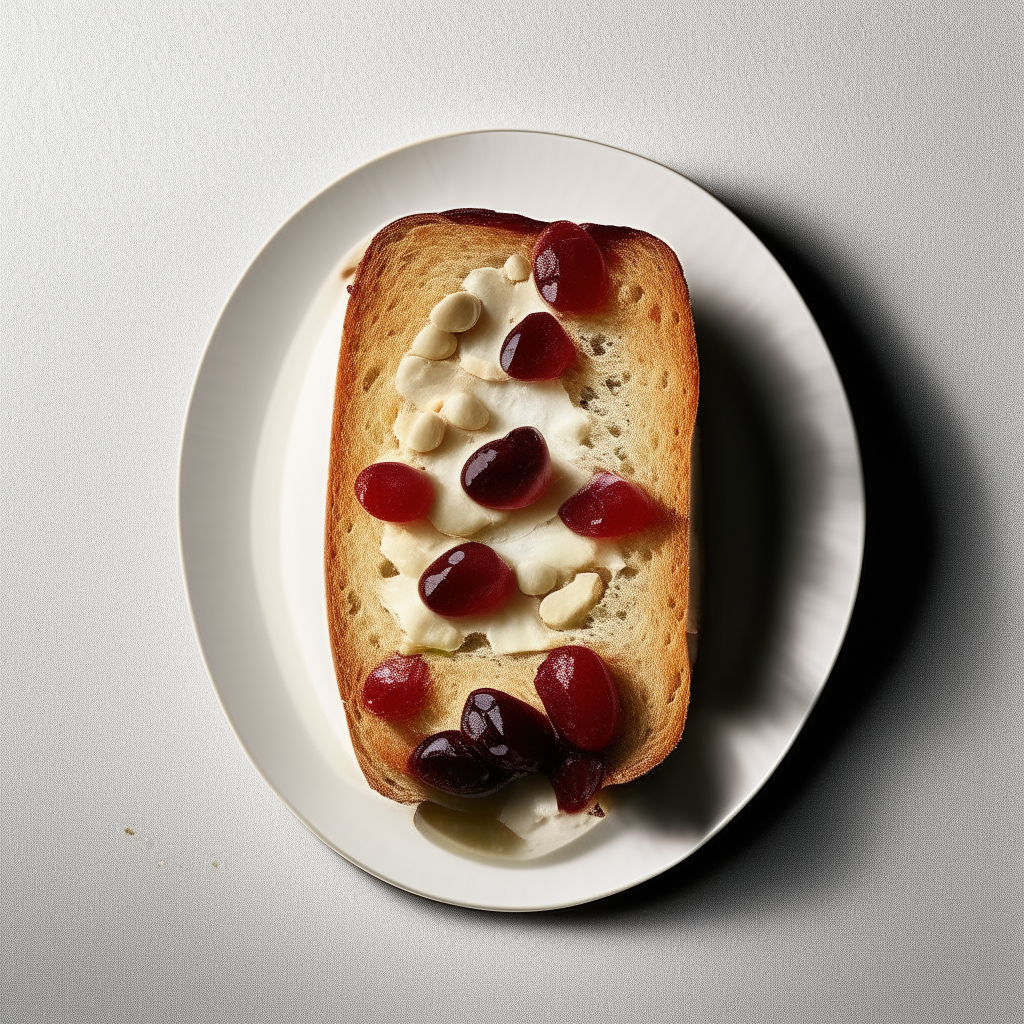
top-left (534, 646), bottom-right (621, 752)
top-left (558, 472), bottom-right (653, 538)
top-left (532, 221), bottom-right (610, 314)
top-left (461, 427), bottom-right (552, 510)
top-left (360, 655), bottom-right (430, 720)
top-left (418, 543), bottom-right (516, 617)
top-left (460, 688), bottom-right (555, 775)
top-left (408, 730), bottom-right (512, 796)
top-left (354, 462), bottom-right (434, 523)
top-left (547, 747), bottom-right (605, 813)
top-left (499, 312), bottom-right (577, 381)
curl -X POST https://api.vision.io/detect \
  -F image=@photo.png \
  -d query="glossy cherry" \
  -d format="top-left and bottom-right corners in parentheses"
top-left (499, 312), bottom-right (577, 381)
top-left (418, 542), bottom-right (516, 617)
top-left (532, 221), bottom-right (610, 314)
top-left (360, 655), bottom-right (430, 720)
top-left (354, 462), bottom-right (434, 523)
top-left (460, 688), bottom-right (555, 775)
top-left (547, 746), bottom-right (605, 814)
top-left (558, 471), bottom-right (654, 538)
top-left (407, 730), bottom-right (512, 797)
top-left (461, 427), bottom-right (552, 510)
top-left (534, 646), bottom-right (621, 752)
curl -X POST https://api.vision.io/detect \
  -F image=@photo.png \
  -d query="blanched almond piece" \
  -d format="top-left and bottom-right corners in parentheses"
top-left (441, 392), bottom-right (489, 431)
top-left (430, 292), bottom-right (482, 333)
top-left (392, 409), bottom-right (417, 445)
top-left (539, 572), bottom-right (604, 629)
top-left (406, 411), bottom-right (445, 453)
top-left (504, 254), bottom-right (530, 282)
top-left (410, 324), bottom-right (457, 360)
top-left (516, 560), bottom-right (557, 596)
top-left (461, 354), bottom-right (509, 382)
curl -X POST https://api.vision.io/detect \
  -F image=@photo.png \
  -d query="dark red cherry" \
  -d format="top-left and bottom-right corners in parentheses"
top-left (461, 427), bottom-right (552, 510)
top-left (361, 655), bottom-right (430, 720)
top-left (354, 462), bottom-right (434, 523)
top-left (534, 646), bottom-right (621, 752)
top-left (547, 746), bottom-right (605, 813)
top-left (532, 221), bottom-right (610, 314)
top-left (499, 312), bottom-right (577, 381)
top-left (460, 688), bottom-right (555, 775)
top-left (408, 730), bottom-right (512, 797)
top-left (558, 471), bottom-right (654, 538)
top-left (418, 542), bottom-right (516, 617)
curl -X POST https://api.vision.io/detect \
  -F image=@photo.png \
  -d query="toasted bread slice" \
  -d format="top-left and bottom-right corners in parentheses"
top-left (325, 210), bottom-right (698, 804)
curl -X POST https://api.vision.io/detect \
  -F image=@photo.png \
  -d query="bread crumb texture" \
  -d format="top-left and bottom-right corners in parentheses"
top-left (325, 214), bottom-right (698, 803)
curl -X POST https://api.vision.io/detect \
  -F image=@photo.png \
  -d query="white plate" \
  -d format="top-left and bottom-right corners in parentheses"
top-left (178, 131), bottom-right (864, 911)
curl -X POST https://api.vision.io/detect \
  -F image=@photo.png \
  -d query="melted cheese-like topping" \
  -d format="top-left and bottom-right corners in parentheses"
top-left (381, 268), bottom-right (623, 654)
top-left (380, 518), bottom-right (621, 653)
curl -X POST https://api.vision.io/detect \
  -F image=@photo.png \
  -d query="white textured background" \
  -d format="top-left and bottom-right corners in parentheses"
top-left (3, 3), bottom-right (1021, 1022)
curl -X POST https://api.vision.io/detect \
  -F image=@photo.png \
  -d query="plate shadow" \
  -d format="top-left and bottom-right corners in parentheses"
top-left (620, 305), bottom-right (795, 837)
top-left (550, 207), bottom-right (943, 920)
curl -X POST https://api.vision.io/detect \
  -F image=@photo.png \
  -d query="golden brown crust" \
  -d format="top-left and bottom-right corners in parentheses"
top-left (325, 212), bottom-right (698, 804)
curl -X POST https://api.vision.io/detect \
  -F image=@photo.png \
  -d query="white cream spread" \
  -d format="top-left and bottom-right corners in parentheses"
top-left (380, 266), bottom-right (623, 655)
top-left (515, 560), bottom-right (557, 596)
top-left (496, 775), bottom-right (605, 854)
top-left (380, 518), bottom-right (618, 654)
top-left (410, 324), bottom-right (457, 360)
top-left (413, 774), bottom-right (606, 860)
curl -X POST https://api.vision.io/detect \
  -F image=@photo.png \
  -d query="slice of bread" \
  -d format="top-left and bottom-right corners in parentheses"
top-left (325, 210), bottom-right (698, 804)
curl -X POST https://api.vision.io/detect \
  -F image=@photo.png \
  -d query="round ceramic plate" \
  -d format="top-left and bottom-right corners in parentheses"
top-left (179, 131), bottom-right (863, 911)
